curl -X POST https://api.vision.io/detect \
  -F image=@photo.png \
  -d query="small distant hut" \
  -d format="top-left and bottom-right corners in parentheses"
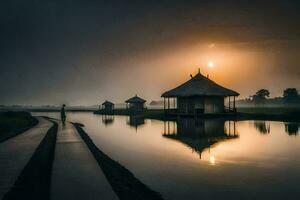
top-left (101, 100), bottom-right (114, 113)
top-left (125, 95), bottom-right (146, 113)
top-left (161, 70), bottom-right (239, 115)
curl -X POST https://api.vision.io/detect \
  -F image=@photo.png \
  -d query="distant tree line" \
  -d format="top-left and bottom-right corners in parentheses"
top-left (237, 88), bottom-right (300, 107)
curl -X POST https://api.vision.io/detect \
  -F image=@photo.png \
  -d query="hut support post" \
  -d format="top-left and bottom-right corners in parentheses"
top-left (167, 98), bottom-right (170, 110)
top-left (172, 121), bottom-right (175, 134)
top-left (233, 96), bottom-right (236, 112)
top-left (173, 98), bottom-right (175, 109)
top-left (228, 96), bottom-right (231, 111)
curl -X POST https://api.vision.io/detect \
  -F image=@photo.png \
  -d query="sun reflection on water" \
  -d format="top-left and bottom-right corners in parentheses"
top-left (209, 155), bottom-right (216, 165)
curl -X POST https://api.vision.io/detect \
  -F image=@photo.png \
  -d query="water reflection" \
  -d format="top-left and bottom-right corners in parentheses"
top-left (209, 155), bottom-right (216, 165)
top-left (101, 115), bottom-right (115, 126)
top-left (126, 115), bottom-right (145, 131)
top-left (254, 121), bottom-right (270, 134)
top-left (285, 122), bottom-right (299, 135)
top-left (32, 113), bottom-right (300, 199)
top-left (162, 118), bottom-right (238, 159)
top-left (253, 121), bottom-right (300, 136)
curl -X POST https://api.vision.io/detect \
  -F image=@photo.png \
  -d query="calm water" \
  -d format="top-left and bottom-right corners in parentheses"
top-left (35, 112), bottom-right (300, 200)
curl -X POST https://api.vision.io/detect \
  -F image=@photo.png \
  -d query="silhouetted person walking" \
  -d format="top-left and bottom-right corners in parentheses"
top-left (61, 104), bottom-right (66, 122)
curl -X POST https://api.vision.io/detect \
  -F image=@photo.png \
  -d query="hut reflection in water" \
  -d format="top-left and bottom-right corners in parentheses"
top-left (101, 114), bottom-right (115, 126)
top-left (285, 122), bottom-right (299, 135)
top-left (127, 115), bottom-right (145, 131)
top-left (163, 118), bottom-right (238, 158)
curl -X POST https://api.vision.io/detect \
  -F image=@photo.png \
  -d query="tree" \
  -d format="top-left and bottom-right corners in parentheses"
top-left (252, 89), bottom-right (270, 104)
top-left (283, 88), bottom-right (299, 104)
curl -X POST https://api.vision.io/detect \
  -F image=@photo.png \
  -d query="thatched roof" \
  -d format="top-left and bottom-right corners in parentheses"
top-left (125, 95), bottom-right (146, 103)
top-left (102, 100), bottom-right (114, 106)
top-left (162, 72), bottom-right (239, 97)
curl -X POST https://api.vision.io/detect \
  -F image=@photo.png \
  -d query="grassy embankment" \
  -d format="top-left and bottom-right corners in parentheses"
top-left (0, 111), bottom-right (38, 142)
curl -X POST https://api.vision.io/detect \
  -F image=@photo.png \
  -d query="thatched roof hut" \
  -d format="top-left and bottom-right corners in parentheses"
top-left (161, 71), bottom-right (239, 115)
top-left (125, 95), bottom-right (146, 113)
top-left (101, 100), bottom-right (114, 112)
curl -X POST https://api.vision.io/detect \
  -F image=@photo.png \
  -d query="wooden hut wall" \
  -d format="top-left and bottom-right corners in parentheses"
top-left (177, 97), bottom-right (205, 114)
top-left (177, 96), bottom-right (225, 114)
top-left (204, 97), bottom-right (224, 113)
top-left (104, 104), bottom-right (113, 111)
top-left (129, 102), bottom-right (144, 111)
top-left (177, 97), bottom-right (188, 114)
top-left (194, 97), bottom-right (205, 110)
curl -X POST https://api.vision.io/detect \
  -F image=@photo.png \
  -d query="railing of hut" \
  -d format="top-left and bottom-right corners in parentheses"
top-left (224, 106), bottom-right (237, 113)
top-left (164, 108), bottom-right (177, 115)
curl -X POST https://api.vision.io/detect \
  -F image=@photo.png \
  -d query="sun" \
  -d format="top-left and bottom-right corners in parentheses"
top-left (208, 43), bottom-right (215, 48)
top-left (208, 61), bottom-right (215, 68)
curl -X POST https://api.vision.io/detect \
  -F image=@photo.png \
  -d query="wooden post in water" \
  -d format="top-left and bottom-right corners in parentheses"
top-left (234, 121), bottom-right (236, 136)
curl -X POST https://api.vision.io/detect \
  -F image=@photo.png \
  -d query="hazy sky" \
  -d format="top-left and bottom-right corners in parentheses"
top-left (1, 0), bottom-right (300, 105)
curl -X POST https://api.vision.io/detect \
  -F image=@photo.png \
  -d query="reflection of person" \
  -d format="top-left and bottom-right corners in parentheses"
top-left (61, 104), bottom-right (66, 122)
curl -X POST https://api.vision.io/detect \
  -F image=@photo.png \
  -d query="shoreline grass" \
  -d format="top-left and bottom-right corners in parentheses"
top-left (0, 112), bottom-right (38, 142)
